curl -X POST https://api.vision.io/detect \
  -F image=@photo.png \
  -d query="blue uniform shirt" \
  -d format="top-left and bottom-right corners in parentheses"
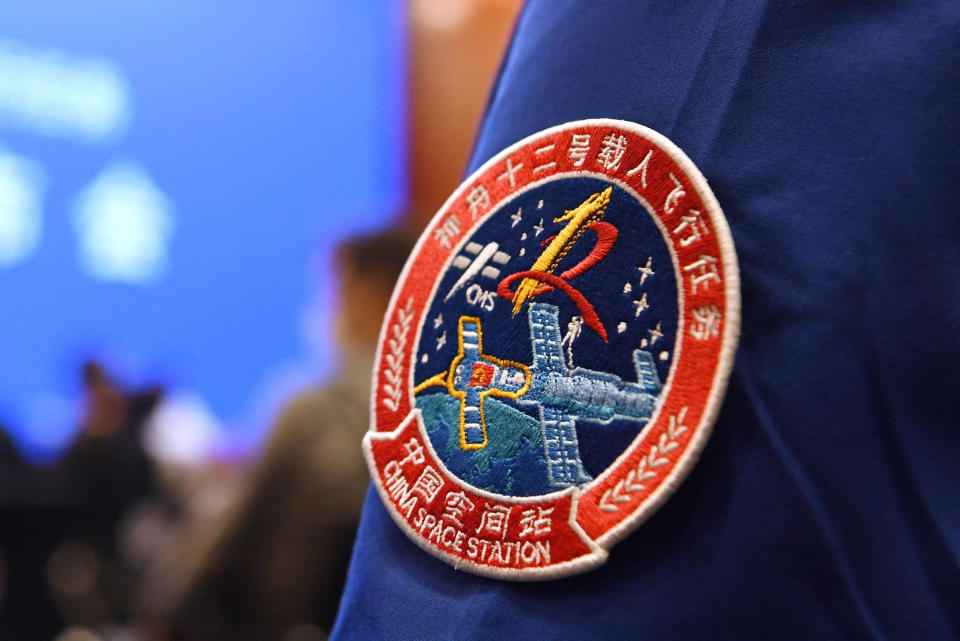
top-left (333, 2), bottom-right (960, 639)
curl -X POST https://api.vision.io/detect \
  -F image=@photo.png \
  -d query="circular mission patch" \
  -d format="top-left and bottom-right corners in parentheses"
top-left (364, 119), bottom-right (740, 580)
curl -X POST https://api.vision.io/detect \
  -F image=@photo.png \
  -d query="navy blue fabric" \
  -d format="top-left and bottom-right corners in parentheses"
top-left (333, 2), bottom-right (960, 639)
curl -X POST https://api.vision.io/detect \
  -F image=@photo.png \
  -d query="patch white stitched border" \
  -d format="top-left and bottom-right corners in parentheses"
top-left (366, 118), bottom-right (741, 580)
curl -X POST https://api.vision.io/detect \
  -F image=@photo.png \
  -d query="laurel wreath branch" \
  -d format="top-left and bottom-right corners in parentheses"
top-left (381, 297), bottom-right (414, 412)
top-left (599, 407), bottom-right (689, 512)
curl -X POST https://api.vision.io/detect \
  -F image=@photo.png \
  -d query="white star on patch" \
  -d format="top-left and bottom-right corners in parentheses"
top-left (433, 314), bottom-right (443, 329)
top-left (633, 293), bottom-right (649, 317)
top-left (637, 257), bottom-right (654, 286)
top-left (533, 218), bottom-right (544, 236)
top-left (647, 321), bottom-right (663, 345)
top-left (436, 331), bottom-right (447, 350)
top-left (510, 208), bottom-right (522, 228)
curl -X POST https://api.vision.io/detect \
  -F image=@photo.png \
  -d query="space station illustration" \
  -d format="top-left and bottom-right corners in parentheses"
top-left (415, 302), bottom-right (663, 489)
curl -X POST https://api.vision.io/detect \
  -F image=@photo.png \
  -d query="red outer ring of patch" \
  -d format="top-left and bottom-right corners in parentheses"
top-left (364, 119), bottom-right (740, 580)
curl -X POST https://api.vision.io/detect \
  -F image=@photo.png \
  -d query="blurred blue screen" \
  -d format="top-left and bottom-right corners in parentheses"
top-left (0, 2), bottom-right (406, 460)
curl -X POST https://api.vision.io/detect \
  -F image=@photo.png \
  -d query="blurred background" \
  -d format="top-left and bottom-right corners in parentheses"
top-left (0, 0), bottom-right (523, 639)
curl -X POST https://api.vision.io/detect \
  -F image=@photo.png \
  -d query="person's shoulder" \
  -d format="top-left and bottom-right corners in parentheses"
top-left (273, 375), bottom-right (370, 439)
top-left (281, 386), bottom-right (337, 418)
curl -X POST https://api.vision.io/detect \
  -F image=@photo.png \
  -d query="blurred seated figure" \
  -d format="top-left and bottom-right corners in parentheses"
top-left (62, 363), bottom-right (162, 535)
top-left (49, 363), bottom-right (164, 632)
top-left (0, 362), bottom-right (163, 639)
top-left (175, 227), bottom-right (414, 641)
top-left (0, 423), bottom-right (20, 468)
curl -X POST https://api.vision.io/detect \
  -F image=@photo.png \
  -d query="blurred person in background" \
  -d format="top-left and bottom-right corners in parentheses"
top-left (0, 362), bottom-right (163, 639)
top-left (171, 226), bottom-right (415, 641)
top-left (60, 362), bottom-right (162, 549)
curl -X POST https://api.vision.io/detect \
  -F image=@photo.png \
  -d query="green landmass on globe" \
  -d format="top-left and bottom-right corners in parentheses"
top-left (415, 391), bottom-right (550, 496)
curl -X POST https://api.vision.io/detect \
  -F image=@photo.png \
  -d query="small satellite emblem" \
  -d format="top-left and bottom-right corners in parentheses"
top-left (444, 241), bottom-right (511, 301)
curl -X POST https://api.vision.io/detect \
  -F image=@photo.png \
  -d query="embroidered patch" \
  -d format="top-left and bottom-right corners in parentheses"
top-left (365, 119), bottom-right (739, 580)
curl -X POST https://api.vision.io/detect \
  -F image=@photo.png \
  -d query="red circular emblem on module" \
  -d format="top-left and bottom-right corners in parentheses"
top-left (365, 119), bottom-right (740, 579)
